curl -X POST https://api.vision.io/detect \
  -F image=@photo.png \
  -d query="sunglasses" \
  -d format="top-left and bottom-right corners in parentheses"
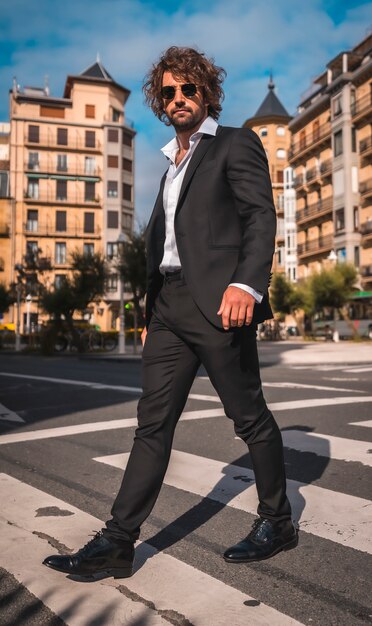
top-left (161, 83), bottom-right (198, 100)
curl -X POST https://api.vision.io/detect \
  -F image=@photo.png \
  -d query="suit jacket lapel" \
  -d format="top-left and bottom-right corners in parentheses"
top-left (146, 171), bottom-right (166, 237)
top-left (176, 132), bottom-right (217, 215)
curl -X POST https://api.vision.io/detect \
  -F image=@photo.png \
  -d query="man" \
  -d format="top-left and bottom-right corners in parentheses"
top-left (44, 46), bottom-right (297, 579)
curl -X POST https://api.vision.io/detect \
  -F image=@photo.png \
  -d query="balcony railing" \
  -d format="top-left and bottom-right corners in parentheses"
top-left (359, 179), bottom-right (372, 197)
top-left (360, 265), bottom-right (372, 278)
top-left (351, 92), bottom-right (372, 121)
top-left (359, 136), bottom-right (372, 155)
top-left (25, 134), bottom-right (102, 151)
top-left (297, 234), bottom-right (333, 257)
top-left (289, 122), bottom-right (332, 162)
top-left (23, 223), bottom-right (101, 238)
top-left (297, 197), bottom-right (333, 225)
top-left (360, 221), bottom-right (372, 236)
top-left (25, 161), bottom-right (101, 178)
top-left (24, 191), bottom-right (101, 205)
top-left (319, 159), bottom-right (332, 177)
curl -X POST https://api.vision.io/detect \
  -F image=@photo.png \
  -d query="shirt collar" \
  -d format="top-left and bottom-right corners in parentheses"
top-left (161, 116), bottom-right (218, 160)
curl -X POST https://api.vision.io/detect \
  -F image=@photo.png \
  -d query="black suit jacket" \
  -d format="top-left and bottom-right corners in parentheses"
top-left (145, 125), bottom-right (276, 329)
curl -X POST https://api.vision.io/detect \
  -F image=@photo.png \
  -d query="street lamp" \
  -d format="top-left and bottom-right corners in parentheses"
top-left (14, 263), bottom-right (25, 352)
top-left (116, 232), bottom-right (127, 354)
top-left (26, 294), bottom-right (32, 334)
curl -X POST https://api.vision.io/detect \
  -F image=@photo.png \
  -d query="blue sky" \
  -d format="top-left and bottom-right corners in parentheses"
top-left (1, 0), bottom-right (371, 222)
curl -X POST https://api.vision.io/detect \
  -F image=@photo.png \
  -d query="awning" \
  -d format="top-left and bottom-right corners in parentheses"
top-left (351, 291), bottom-right (372, 299)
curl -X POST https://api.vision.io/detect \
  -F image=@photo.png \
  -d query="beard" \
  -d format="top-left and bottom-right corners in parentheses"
top-left (167, 106), bottom-right (206, 132)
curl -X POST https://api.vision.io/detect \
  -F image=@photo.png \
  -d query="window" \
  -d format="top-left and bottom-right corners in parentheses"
top-left (351, 126), bottom-right (357, 152)
top-left (85, 156), bottom-right (96, 174)
top-left (0, 172), bottom-right (9, 198)
top-left (123, 183), bottom-right (132, 201)
top-left (123, 213), bottom-right (132, 230)
top-left (83, 243), bottom-right (94, 256)
top-left (108, 155), bottom-right (119, 168)
top-left (259, 127), bottom-right (267, 137)
top-left (122, 158), bottom-right (132, 172)
top-left (56, 179), bottom-right (67, 201)
top-left (312, 120), bottom-right (320, 142)
top-left (335, 208), bottom-right (345, 231)
top-left (85, 130), bottom-right (95, 148)
top-left (85, 181), bottom-right (95, 201)
top-left (122, 131), bottom-right (133, 147)
top-left (107, 274), bottom-right (118, 292)
top-left (108, 128), bottom-right (119, 142)
top-left (55, 274), bottom-right (66, 289)
top-left (354, 246), bottom-right (360, 268)
top-left (334, 130), bottom-right (343, 157)
top-left (337, 247), bottom-right (346, 263)
top-left (26, 241), bottom-right (38, 264)
top-left (84, 212), bottom-right (95, 233)
top-left (26, 210), bottom-right (38, 232)
top-left (55, 242), bottom-right (66, 264)
top-left (56, 210), bottom-right (67, 232)
top-left (108, 181), bottom-right (118, 197)
top-left (85, 104), bottom-right (95, 118)
top-left (27, 179), bottom-right (39, 199)
top-left (276, 149), bottom-right (286, 159)
top-left (276, 126), bottom-right (285, 136)
top-left (112, 109), bottom-right (121, 122)
top-left (276, 170), bottom-right (283, 184)
top-left (353, 206), bottom-right (359, 231)
top-left (107, 211), bottom-right (119, 229)
top-left (57, 128), bottom-right (68, 146)
top-left (333, 96), bottom-right (342, 118)
top-left (57, 154), bottom-right (67, 171)
top-left (299, 130), bottom-right (306, 150)
top-left (28, 152), bottom-right (39, 170)
top-left (107, 242), bottom-right (118, 259)
top-left (28, 125), bottom-right (39, 143)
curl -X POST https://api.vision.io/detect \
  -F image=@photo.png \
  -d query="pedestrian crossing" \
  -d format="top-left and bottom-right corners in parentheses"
top-left (0, 369), bottom-right (371, 625)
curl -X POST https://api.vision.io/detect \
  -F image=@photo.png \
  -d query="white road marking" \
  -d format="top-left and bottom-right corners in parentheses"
top-left (0, 372), bottom-right (142, 394)
top-left (0, 474), bottom-right (302, 626)
top-left (0, 402), bottom-right (25, 423)
top-left (349, 420), bottom-right (372, 429)
top-left (95, 451), bottom-right (372, 555)
top-left (263, 382), bottom-right (364, 393)
top-left (281, 430), bottom-right (372, 467)
top-left (343, 366), bottom-right (372, 373)
top-left (0, 410), bottom-right (225, 446)
top-left (269, 396), bottom-right (372, 411)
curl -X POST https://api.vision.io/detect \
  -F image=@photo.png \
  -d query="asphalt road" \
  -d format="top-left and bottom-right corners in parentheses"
top-left (0, 348), bottom-right (371, 626)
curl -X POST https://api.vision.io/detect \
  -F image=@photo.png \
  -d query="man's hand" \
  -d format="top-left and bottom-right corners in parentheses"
top-left (217, 286), bottom-right (255, 330)
top-left (141, 327), bottom-right (147, 346)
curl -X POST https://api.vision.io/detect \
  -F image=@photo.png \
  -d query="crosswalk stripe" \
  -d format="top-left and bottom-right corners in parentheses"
top-left (0, 372), bottom-right (142, 394)
top-left (344, 366), bottom-right (372, 373)
top-left (0, 474), bottom-right (303, 626)
top-left (0, 402), bottom-right (25, 423)
top-left (95, 451), bottom-right (372, 555)
top-left (263, 382), bottom-right (364, 393)
top-left (281, 430), bottom-right (372, 467)
top-left (349, 420), bottom-right (372, 428)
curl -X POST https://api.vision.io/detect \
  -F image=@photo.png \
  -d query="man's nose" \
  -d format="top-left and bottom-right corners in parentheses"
top-left (173, 87), bottom-right (186, 103)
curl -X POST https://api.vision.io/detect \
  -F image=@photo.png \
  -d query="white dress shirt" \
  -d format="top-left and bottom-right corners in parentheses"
top-left (159, 116), bottom-right (263, 303)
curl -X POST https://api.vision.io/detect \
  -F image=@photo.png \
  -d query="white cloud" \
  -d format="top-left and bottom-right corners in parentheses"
top-left (0, 0), bottom-right (370, 221)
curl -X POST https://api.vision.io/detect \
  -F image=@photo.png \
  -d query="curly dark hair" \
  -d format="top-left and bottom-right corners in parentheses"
top-left (143, 46), bottom-right (226, 125)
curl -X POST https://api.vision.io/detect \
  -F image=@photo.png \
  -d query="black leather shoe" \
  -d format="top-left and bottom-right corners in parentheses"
top-left (43, 531), bottom-right (134, 578)
top-left (223, 518), bottom-right (298, 563)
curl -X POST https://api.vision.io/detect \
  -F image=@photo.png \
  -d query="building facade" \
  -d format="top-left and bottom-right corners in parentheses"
top-left (243, 76), bottom-right (293, 276)
top-left (2, 60), bottom-right (135, 331)
top-left (289, 34), bottom-right (372, 288)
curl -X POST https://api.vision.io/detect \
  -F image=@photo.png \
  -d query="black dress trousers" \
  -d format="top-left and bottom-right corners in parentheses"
top-left (104, 273), bottom-right (292, 543)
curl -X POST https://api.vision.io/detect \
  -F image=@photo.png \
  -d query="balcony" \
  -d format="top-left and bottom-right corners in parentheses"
top-left (289, 122), bottom-right (332, 164)
top-left (0, 257), bottom-right (4, 271)
top-left (360, 220), bottom-right (372, 247)
top-left (0, 223), bottom-right (10, 237)
top-left (297, 234), bottom-right (333, 259)
top-left (25, 133), bottom-right (102, 152)
top-left (359, 136), bottom-right (372, 160)
top-left (319, 159), bottom-right (332, 179)
top-left (23, 222), bottom-right (102, 239)
top-left (360, 265), bottom-right (372, 282)
top-left (24, 191), bottom-right (101, 206)
top-left (359, 179), bottom-right (372, 205)
top-left (297, 197), bottom-right (333, 227)
top-left (351, 92), bottom-right (372, 126)
top-left (25, 161), bottom-right (101, 178)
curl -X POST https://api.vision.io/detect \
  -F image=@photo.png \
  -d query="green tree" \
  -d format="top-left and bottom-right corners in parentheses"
top-left (310, 262), bottom-right (358, 337)
top-left (270, 273), bottom-right (313, 338)
top-left (0, 282), bottom-right (14, 316)
top-left (117, 226), bottom-right (146, 326)
top-left (40, 251), bottom-right (108, 351)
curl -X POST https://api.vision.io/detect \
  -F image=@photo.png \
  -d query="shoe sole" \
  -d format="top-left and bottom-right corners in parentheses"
top-left (223, 534), bottom-right (298, 564)
top-left (43, 561), bottom-right (133, 579)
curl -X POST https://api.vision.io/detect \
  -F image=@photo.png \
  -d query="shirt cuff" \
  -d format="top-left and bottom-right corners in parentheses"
top-left (229, 283), bottom-right (263, 304)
